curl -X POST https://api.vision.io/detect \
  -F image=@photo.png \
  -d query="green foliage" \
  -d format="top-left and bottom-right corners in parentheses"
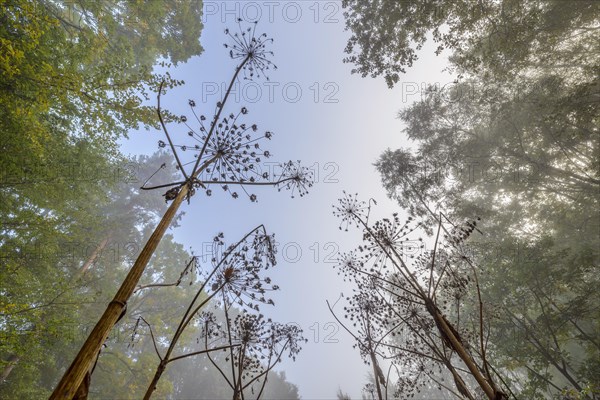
top-left (1, 1), bottom-right (204, 396)
top-left (0, 0), bottom-right (197, 188)
top-left (47, 0), bottom-right (204, 67)
top-left (0, 0), bottom-right (199, 279)
top-left (0, 152), bottom-right (188, 398)
top-left (0, 141), bottom-right (118, 397)
top-left (377, 70), bottom-right (599, 242)
top-left (342, 0), bottom-right (599, 87)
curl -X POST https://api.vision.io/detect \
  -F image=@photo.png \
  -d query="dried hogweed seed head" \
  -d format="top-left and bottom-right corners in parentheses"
top-left (333, 191), bottom-right (367, 231)
top-left (224, 21), bottom-right (277, 81)
top-left (171, 104), bottom-right (276, 201)
top-left (208, 229), bottom-right (278, 309)
top-left (277, 161), bottom-right (314, 198)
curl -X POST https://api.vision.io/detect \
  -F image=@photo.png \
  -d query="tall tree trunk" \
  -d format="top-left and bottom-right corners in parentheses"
top-left (0, 354), bottom-right (20, 384)
top-left (73, 236), bottom-right (110, 281)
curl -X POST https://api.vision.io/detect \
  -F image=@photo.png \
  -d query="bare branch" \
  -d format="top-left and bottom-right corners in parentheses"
top-left (157, 80), bottom-right (188, 180)
top-left (140, 317), bottom-right (163, 362)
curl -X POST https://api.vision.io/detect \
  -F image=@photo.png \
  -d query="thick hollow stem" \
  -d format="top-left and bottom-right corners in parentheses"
top-left (143, 360), bottom-right (167, 400)
top-left (49, 184), bottom-right (190, 399)
top-left (428, 300), bottom-right (500, 400)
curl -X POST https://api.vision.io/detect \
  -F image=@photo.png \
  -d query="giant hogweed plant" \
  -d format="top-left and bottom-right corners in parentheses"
top-left (328, 192), bottom-right (509, 400)
top-left (136, 225), bottom-right (305, 400)
top-left (51, 21), bottom-right (313, 399)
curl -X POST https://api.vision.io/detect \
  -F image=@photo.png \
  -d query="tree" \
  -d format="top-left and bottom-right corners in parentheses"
top-left (1, 0), bottom-right (196, 170)
top-left (1, 2), bottom-right (204, 387)
top-left (368, 1), bottom-right (599, 396)
top-left (0, 141), bottom-right (120, 398)
top-left (40, 0), bottom-right (204, 67)
top-left (342, 0), bottom-right (599, 87)
top-left (376, 72), bottom-right (599, 240)
top-left (0, 151), bottom-right (193, 398)
top-left (475, 237), bottom-right (600, 398)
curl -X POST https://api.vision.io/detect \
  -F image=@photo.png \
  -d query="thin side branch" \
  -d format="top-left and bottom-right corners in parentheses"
top-left (157, 80), bottom-right (188, 180)
top-left (140, 317), bottom-right (163, 361)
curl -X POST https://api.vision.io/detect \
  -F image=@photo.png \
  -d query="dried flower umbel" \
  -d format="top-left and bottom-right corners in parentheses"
top-left (332, 190), bottom-right (367, 231)
top-left (224, 19), bottom-right (277, 81)
top-left (205, 311), bottom-right (305, 399)
top-left (209, 229), bottom-right (278, 311)
top-left (143, 21), bottom-right (313, 203)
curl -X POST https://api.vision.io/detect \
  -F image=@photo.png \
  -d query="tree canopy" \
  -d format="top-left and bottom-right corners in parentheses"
top-left (341, 0), bottom-right (600, 397)
top-left (342, 0), bottom-right (599, 86)
top-left (1, 0), bottom-right (206, 396)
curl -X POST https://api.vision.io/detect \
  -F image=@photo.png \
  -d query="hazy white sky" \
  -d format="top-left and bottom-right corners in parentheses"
top-left (119, 2), bottom-right (452, 398)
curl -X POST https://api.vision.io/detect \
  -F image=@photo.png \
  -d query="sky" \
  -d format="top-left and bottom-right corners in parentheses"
top-left (119, 2), bottom-right (453, 398)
